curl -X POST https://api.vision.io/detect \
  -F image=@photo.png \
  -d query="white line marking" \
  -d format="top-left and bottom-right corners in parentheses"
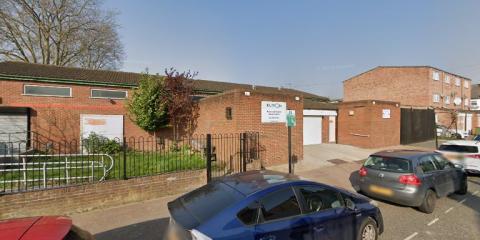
top-left (445, 207), bottom-right (454, 214)
top-left (459, 199), bottom-right (467, 204)
top-left (404, 232), bottom-right (418, 240)
top-left (427, 218), bottom-right (439, 226)
top-left (473, 190), bottom-right (479, 195)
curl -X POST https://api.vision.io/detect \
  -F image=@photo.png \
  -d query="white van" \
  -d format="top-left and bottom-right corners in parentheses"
top-left (436, 140), bottom-right (480, 174)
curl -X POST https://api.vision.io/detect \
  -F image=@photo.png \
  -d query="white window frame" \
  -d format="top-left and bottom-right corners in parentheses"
top-left (23, 84), bottom-right (72, 97)
top-left (444, 75), bottom-right (450, 84)
top-left (432, 71), bottom-right (440, 81)
top-left (464, 80), bottom-right (469, 88)
top-left (90, 89), bottom-right (128, 99)
top-left (433, 94), bottom-right (440, 103)
top-left (455, 78), bottom-right (461, 86)
top-left (445, 95), bottom-right (450, 105)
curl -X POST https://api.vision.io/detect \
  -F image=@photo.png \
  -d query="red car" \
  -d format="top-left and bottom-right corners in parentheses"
top-left (0, 216), bottom-right (93, 240)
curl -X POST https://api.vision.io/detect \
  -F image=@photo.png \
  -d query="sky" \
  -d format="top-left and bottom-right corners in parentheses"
top-left (104, 0), bottom-right (480, 99)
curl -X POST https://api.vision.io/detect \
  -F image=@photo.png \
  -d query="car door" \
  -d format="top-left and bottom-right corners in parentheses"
top-left (295, 185), bottom-right (355, 240)
top-left (432, 155), bottom-right (457, 194)
top-left (418, 156), bottom-right (448, 196)
top-left (254, 187), bottom-right (312, 240)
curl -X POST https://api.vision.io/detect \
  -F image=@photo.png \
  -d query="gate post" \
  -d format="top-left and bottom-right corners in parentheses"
top-left (241, 133), bottom-right (247, 172)
top-left (206, 134), bottom-right (212, 183)
top-left (123, 137), bottom-right (127, 180)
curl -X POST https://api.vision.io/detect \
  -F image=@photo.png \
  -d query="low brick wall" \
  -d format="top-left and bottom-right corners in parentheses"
top-left (0, 170), bottom-right (206, 219)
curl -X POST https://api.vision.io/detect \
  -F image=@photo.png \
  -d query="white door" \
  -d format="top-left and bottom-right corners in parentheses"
top-left (328, 116), bottom-right (336, 143)
top-left (303, 116), bottom-right (322, 145)
top-left (466, 113), bottom-right (473, 133)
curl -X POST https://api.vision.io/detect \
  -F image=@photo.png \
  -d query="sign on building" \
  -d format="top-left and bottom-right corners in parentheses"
top-left (80, 114), bottom-right (124, 140)
top-left (382, 109), bottom-right (391, 119)
top-left (261, 101), bottom-right (287, 123)
top-left (286, 110), bottom-right (296, 127)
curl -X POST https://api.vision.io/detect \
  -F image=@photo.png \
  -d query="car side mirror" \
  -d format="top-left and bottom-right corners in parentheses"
top-left (345, 198), bottom-right (356, 211)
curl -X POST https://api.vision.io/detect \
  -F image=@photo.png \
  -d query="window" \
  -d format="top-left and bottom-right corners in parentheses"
top-left (433, 94), bottom-right (440, 103)
top-left (259, 188), bottom-right (301, 222)
top-left (226, 107), bottom-right (232, 120)
top-left (91, 89), bottom-right (127, 99)
top-left (237, 203), bottom-right (259, 225)
top-left (433, 71), bottom-right (440, 81)
top-left (445, 75), bottom-right (450, 84)
top-left (298, 186), bottom-right (343, 213)
top-left (418, 156), bottom-right (437, 173)
top-left (465, 81), bottom-right (469, 88)
top-left (471, 100), bottom-right (477, 106)
top-left (455, 78), bottom-right (461, 86)
top-left (432, 155), bottom-right (454, 170)
top-left (364, 156), bottom-right (412, 173)
top-left (438, 144), bottom-right (478, 153)
top-left (445, 96), bottom-right (450, 105)
top-left (24, 85), bottom-right (71, 97)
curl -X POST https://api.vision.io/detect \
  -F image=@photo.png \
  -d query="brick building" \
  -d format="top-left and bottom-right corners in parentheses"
top-left (344, 66), bottom-right (473, 133)
top-left (0, 61), bottom-right (335, 166)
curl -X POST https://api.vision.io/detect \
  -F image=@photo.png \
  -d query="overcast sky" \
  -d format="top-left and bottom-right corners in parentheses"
top-left (104, 0), bottom-right (480, 99)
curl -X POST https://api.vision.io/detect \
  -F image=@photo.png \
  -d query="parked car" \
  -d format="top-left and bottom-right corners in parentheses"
top-left (166, 170), bottom-right (384, 240)
top-left (358, 150), bottom-right (467, 214)
top-left (0, 216), bottom-right (93, 240)
top-left (437, 140), bottom-right (480, 174)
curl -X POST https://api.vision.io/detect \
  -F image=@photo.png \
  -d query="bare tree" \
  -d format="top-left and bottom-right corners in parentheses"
top-left (0, 0), bottom-right (124, 70)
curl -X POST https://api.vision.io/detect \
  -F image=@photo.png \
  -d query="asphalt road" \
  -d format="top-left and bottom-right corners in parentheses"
top-left (377, 175), bottom-right (480, 240)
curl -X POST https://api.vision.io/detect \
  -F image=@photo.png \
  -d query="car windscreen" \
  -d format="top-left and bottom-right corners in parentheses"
top-left (438, 144), bottom-right (478, 153)
top-left (363, 156), bottom-right (412, 173)
top-left (178, 182), bottom-right (243, 224)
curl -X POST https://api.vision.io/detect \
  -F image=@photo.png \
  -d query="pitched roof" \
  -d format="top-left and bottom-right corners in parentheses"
top-left (0, 61), bottom-right (328, 101)
top-left (344, 66), bottom-right (472, 82)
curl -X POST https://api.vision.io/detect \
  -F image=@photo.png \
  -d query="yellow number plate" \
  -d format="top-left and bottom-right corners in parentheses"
top-left (369, 185), bottom-right (394, 196)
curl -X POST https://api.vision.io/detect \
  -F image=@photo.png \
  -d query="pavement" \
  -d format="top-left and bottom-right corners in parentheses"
top-left (70, 140), bottom-right (480, 240)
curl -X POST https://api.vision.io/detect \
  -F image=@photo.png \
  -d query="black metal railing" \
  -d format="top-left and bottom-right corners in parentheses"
top-left (0, 132), bottom-right (261, 194)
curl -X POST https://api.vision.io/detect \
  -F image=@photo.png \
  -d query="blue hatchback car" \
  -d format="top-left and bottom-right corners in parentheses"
top-left (166, 170), bottom-right (384, 240)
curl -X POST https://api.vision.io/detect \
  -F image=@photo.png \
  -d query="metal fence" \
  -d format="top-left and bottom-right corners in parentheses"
top-left (0, 132), bottom-right (261, 194)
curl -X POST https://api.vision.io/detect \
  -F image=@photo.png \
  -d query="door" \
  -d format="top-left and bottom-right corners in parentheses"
top-left (303, 117), bottom-right (322, 145)
top-left (466, 113), bottom-right (473, 134)
top-left (296, 185), bottom-right (355, 240)
top-left (328, 116), bottom-right (336, 143)
top-left (431, 155), bottom-right (456, 195)
top-left (255, 187), bottom-right (311, 240)
top-left (418, 156), bottom-right (451, 197)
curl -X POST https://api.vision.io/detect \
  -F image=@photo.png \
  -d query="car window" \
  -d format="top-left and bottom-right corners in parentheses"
top-left (259, 187), bottom-right (301, 222)
top-left (298, 186), bottom-right (344, 213)
top-left (364, 156), bottom-right (412, 173)
top-left (438, 144), bottom-right (478, 153)
top-left (432, 155), bottom-right (453, 170)
top-left (418, 156), bottom-right (437, 173)
top-left (237, 203), bottom-right (259, 225)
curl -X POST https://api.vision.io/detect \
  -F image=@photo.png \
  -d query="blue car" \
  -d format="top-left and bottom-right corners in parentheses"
top-left (166, 170), bottom-right (384, 240)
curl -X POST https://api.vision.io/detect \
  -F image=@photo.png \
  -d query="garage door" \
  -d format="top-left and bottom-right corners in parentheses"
top-left (303, 116), bottom-right (322, 145)
top-left (0, 112), bottom-right (29, 154)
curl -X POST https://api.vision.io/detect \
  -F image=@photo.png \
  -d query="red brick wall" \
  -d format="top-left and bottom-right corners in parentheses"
top-left (0, 170), bottom-right (206, 219)
top-left (0, 80), bottom-right (157, 144)
top-left (344, 67), bottom-right (471, 110)
top-left (322, 116), bottom-right (329, 143)
top-left (195, 90), bottom-right (303, 166)
top-left (338, 100), bottom-right (400, 148)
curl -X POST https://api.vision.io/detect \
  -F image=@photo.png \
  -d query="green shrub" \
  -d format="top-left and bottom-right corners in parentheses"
top-left (83, 133), bottom-right (122, 154)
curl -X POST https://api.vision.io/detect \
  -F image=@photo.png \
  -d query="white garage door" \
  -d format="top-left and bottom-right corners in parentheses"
top-left (303, 116), bottom-right (322, 145)
top-left (0, 113), bottom-right (28, 154)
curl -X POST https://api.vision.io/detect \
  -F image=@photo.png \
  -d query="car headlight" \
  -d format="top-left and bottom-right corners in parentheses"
top-left (369, 199), bottom-right (379, 207)
top-left (191, 229), bottom-right (212, 240)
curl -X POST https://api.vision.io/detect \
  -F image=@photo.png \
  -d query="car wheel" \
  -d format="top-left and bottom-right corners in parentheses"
top-left (418, 189), bottom-right (436, 214)
top-left (357, 217), bottom-right (378, 240)
top-left (456, 179), bottom-right (468, 195)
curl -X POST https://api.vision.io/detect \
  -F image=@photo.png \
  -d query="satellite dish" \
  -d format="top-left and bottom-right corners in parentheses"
top-left (454, 97), bottom-right (462, 106)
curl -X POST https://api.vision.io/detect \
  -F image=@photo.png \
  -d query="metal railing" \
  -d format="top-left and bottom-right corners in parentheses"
top-left (0, 154), bottom-right (113, 193)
